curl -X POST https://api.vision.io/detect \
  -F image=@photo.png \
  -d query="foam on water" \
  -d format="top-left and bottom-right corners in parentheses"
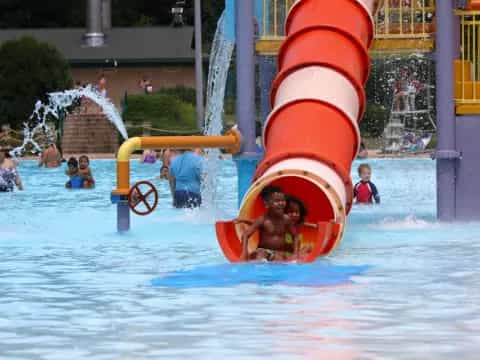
top-left (374, 214), bottom-right (438, 230)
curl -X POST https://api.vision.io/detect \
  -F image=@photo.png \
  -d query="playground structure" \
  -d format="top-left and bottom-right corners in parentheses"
top-left (112, 0), bottom-right (480, 261)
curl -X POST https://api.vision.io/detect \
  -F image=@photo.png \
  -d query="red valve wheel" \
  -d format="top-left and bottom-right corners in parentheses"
top-left (128, 181), bottom-right (159, 216)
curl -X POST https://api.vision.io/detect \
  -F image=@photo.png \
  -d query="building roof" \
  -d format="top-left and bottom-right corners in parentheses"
top-left (0, 27), bottom-right (196, 65)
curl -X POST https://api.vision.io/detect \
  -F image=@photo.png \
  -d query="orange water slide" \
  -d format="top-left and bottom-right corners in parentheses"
top-left (467, 0), bottom-right (480, 10)
top-left (216, 0), bottom-right (376, 262)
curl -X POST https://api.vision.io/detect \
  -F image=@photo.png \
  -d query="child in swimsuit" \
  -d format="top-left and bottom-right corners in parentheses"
top-left (354, 163), bottom-right (380, 204)
top-left (285, 196), bottom-right (319, 257)
top-left (78, 155), bottom-right (95, 189)
top-left (240, 186), bottom-right (299, 262)
top-left (159, 165), bottom-right (169, 180)
top-left (65, 157), bottom-right (83, 189)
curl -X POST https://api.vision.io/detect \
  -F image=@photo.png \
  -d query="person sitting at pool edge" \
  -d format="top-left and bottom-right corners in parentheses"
top-left (78, 155), bottom-right (95, 189)
top-left (65, 157), bottom-right (83, 189)
top-left (354, 163), bottom-right (380, 205)
top-left (169, 149), bottom-right (204, 208)
top-left (240, 186), bottom-right (300, 262)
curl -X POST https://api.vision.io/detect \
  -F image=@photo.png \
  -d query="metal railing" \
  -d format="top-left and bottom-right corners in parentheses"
top-left (374, 0), bottom-right (435, 39)
top-left (456, 10), bottom-right (480, 104)
top-left (260, 0), bottom-right (295, 39)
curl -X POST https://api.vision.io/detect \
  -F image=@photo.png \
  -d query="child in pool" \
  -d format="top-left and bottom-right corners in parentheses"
top-left (285, 196), bottom-right (319, 257)
top-left (240, 186), bottom-right (299, 262)
top-left (354, 163), bottom-right (380, 204)
top-left (65, 157), bottom-right (83, 189)
top-left (159, 165), bottom-right (169, 180)
top-left (78, 155), bottom-right (95, 189)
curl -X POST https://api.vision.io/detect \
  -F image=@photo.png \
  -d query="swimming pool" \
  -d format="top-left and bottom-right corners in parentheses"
top-left (1, 159), bottom-right (479, 359)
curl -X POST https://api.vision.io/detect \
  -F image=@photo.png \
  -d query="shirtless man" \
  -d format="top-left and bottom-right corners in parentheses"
top-left (38, 143), bottom-right (61, 168)
top-left (240, 186), bottom-right (299, 262)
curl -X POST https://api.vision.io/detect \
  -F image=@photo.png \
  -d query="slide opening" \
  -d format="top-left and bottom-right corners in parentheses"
top-left (232, 174), bottom-right (345, 260)
top-left (240, 176), bottom-right (336, 225)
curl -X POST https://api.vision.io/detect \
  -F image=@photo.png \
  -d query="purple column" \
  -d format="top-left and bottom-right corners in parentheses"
top-left (117, 201), bottom-right (130, 232)
top-left (435, 0), bottom-right (458, 221)
top-left (236, 0), bottom-right (256, 154)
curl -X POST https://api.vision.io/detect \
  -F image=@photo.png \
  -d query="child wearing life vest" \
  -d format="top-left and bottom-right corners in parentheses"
top-left (354, 164), bottom-right (380, 204)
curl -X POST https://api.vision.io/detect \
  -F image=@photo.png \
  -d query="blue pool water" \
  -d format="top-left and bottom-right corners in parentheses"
top-left (1, 159), bottom-right (479, 359)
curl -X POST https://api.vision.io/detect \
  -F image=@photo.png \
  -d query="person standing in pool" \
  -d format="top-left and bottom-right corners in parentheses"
top-left (169, 149), bottom-right (204, 208)
top-left (78, 155), bottom-right (95, 189)
top-left (38, 142), bottom-right (61, 168)
top-left (240, 186), bottom-right (299, 262)
top-left (0, 147), bottom-right (23, 191)
top-left (354, 164), bottom-right (380, 205)
top-left (65, 157), bottom-right (83, 189)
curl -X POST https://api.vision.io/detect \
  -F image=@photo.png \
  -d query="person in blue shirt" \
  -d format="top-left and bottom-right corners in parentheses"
top-left (169, 149), bottom-right (205, 208)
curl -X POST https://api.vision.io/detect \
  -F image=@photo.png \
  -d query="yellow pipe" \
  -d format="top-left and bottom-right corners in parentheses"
top-left (112, 128), bottom-right (242, 196)
top-left (117, 137), bottom-right (142, 162)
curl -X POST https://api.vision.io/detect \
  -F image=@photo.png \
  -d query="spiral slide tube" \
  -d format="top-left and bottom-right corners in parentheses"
top-left (467, 0), bottom-right (480, 9)
top-left (216, 0), bottom-right (375, 262)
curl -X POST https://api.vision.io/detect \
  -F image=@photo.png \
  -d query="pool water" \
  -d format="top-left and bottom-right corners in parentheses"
top-left (1, 159), bottom-right (479, 359)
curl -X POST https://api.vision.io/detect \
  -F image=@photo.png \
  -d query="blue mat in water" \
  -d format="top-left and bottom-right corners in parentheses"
top-left (151, 263), bottom-right (371, 288)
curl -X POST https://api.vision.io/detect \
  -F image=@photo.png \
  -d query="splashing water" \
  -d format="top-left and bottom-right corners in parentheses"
top-left (11, 85), bottom-right (128, 157)
top-left (202, 12), bottom-right (235, 208)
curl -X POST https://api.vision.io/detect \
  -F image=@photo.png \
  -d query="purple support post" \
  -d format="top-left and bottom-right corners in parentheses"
top-left (234, 0), bottom-right (261, 206)
top-left (117, 201), bottom-right (130, 232)
top-left (236, 0), bottom-right (256, 154)
top-left (435, 0), bottom-right (459, 221)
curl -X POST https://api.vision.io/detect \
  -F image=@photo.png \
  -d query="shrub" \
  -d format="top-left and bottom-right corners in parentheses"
top-left (123, 93), bottom-right (198, 137)
top-left (156, 86), bottom-right (196, 104)
top-left (0, 36), bottom-right (72, 130)
top-left (360, 103), bottom-right (390, 138)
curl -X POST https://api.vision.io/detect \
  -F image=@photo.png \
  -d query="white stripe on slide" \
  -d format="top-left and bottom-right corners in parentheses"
top-left (264, 66), bottom-right (361, 153)
top-left (273, 65), bottom-right (361, 122)
top-left (261, 157), bottom-right (348, 210)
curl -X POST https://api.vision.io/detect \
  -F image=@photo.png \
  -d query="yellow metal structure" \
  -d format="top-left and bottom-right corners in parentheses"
top-left (455, 10), bottom-right (480, 114)
top-left (259, 0), bottom-right (295, 40)
top-left (256, 0), bottom-right (435, 55)
top-left (112, 129), bottom-right (242, 196)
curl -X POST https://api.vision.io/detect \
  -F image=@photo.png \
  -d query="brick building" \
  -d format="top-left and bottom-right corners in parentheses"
top-left (0, 26), bottom-right (197, 107)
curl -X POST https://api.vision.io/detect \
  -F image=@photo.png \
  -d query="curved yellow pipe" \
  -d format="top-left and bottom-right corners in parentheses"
top-left (117, 137), bottom-right (142, 162)
top-left (112, 129), bottom-right (242, 196)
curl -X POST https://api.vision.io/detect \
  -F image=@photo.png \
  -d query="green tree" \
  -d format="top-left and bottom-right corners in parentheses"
top-left (0, 0), bottom-right (85, 28)
top-left (0, 36), bottom-right (73, 129)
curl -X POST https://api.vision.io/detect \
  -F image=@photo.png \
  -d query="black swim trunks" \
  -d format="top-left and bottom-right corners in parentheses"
top-left (174, 190), bottom-right (202, 209)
